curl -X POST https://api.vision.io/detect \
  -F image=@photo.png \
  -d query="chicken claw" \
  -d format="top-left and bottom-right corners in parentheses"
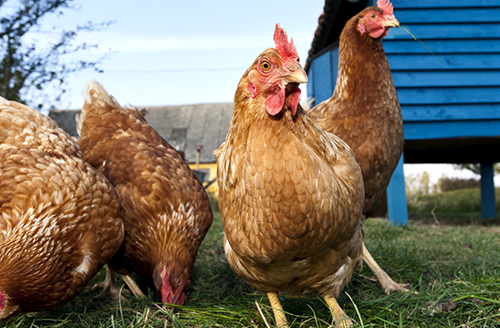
top-left (324, 295), bottom-right (353, 328)
top-left (92, 265), bottom-right (126, 302)
top-left (362, 243), bottom-right (413, 295)
top-left (266, 292), bottom-right (289, 328)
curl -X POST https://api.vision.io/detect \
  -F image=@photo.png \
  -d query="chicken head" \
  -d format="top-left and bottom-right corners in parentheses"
top-left (154, 265), bottom-right (189, 305)
top-left (358, 0), bottom-right (399, 39)
top-left (246, 24), bottom-right (307, 116)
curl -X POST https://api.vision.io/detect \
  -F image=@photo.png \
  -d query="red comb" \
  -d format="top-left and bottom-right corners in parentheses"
top-left (274, 24), bottom-right (299, 61)
top-left (377, 0), bottom-right (394, 15)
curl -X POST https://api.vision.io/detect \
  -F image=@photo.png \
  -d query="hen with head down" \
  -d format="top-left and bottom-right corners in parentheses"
top-left (0, 98), bottom-right (123, 320)
top-left (77, 81), bottom-right (213, 306)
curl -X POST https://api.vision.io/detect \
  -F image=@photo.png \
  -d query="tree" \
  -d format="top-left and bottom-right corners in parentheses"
top-left (453, 163), bottom-right (500, 176)
top-left (0, 0), bottom-right (111, 112)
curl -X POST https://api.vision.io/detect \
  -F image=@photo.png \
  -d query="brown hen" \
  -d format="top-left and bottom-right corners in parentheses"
top-left (0, 98), bottom-right (123, 320)
top-left (215, 25), bottom-right (364, 328)
top-left (308, 0), bottom-right (408, 295)
top-left (77, 80), bottom-right (213, 305)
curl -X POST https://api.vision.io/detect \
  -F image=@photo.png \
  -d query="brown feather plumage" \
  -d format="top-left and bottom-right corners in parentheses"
top-left (0, 98), bottom-right (123, 320)
top-left (308, 4), bottom-right (411, 297)
top-left (309, 6), bottom-right (404, 217)
top-left (77, 81), bottom-right (213, 305)
top-left (215, 34), bottom-right (364, 326)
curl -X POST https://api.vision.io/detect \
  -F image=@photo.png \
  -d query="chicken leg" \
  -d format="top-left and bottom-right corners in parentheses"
top-left (92, 265), bottom-right (124, 301)
top-left (324, 295), bottom-right (353, 328)
top-left (362, 243), bottom-right (411, 295)
top-left (266, 292), bottom-right (288, 328)
top-left (121, 274), bottom-right (146, 299)
top-left (93, 265), bottom-right (146, 301)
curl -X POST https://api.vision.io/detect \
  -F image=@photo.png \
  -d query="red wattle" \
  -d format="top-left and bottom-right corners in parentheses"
top-left (290, 87), bottom-right (301, 115)
top-left (265, 85), bottom-right (285, 116)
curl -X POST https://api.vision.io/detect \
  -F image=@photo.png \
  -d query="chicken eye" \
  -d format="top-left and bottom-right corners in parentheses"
top-left (261, 61), bottom-right (271, 72)
top-left (370, 13), bottom-right (377, 19)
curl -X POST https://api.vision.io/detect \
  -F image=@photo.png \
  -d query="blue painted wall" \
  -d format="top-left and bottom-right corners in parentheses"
top-left (384, 0), bottom-right (500, 138)
top-left (307, 0), bottom-right (500, 136)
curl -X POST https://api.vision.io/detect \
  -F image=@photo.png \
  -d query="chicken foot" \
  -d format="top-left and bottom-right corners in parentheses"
top-left (266, 292), bottom-right (289, 328)
top-left (92, 265), bottom-right (146, 302)
top-left (324, 295), bottom-right (353, 328)
top-left (92, 265), bottom-right (126, 302)
top-left (362, 243), bottom-right (412, 295)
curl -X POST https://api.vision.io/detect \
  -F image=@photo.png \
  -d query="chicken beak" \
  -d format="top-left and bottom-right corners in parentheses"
top-left (283, 64), bottom-right (308, 84)
top-left (383, 15), bottom-right (400, 28)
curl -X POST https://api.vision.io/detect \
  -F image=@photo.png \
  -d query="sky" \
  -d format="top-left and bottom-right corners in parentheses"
top-left (36, 0), bottom-right (326, 109)
top-left (11, 0), bottom-right (498, 187)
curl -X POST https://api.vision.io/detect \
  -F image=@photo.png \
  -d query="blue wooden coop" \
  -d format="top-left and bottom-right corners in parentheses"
top-left (305, 0), bottom-right (500, 224)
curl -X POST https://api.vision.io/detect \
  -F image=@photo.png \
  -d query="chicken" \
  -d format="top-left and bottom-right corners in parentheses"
top-left (0, 98), bottom-right (123, 320)
top-left (77, 80), bottom-right (213, 305)
top-left (308, 0), bottom-right (408, 295)
top-left (215, 25), bottom-right (364, 328)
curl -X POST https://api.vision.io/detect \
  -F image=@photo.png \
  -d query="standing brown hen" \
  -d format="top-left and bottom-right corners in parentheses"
top-left (77, 80), bottom-right (213, 305)
top-left (308, 0), bottom-right (408, 294)
top-left (0, 98), bottom-right (123, 320)
top-left (215, 25), bottom-right (364, 328)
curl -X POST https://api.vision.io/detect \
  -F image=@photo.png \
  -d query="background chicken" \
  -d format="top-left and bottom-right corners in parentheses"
top-left (77, 80), bottom-right (213, 305)
top-left (0, 98), bottom-right (123, 320)
top-left (215, 25), bottom-right (364, 328)
top-left (308, 0), bottom-right (408, 295)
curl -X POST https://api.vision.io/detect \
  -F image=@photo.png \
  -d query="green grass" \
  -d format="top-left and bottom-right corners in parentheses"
top-left (408, 187), bottom-right (500, 223)
top-left (2, 204), bottom-right (500, 327)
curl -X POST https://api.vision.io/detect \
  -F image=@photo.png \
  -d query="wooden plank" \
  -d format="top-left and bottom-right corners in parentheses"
top-left (480, 163), bottom-right (497, 220)
top-left (404, 120), bottom-right (500, 140)
top-left (385, 24), bottom-right (500, 40)
top-left (387, 155), bottom-right (408, 226)
top-left (306, 64), bottom-right (315, 106)
top-left (330, 47), bottom-right (339, 96)
top-left (392, 70), bottom-right (500, 87)
top-left (312, 51), bottom-right (333, 104)
top-left (396, 86), bottom-right (500, 105)
top-left (387, 54), bottom-right (500, 70)
top-left (395, 8), bottom-right (500, 24)
top-left (383, 39), bottom-right (500, 54)
top-left (402, 104), bottom-right (500, 122)
top-left (392, 0), bottom-right (500, 8)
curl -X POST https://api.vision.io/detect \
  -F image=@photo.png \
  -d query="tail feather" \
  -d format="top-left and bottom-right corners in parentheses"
top-left (78, 79), bottom-right (121, 136)
top-left (83, 79), bottom-right (119, 108)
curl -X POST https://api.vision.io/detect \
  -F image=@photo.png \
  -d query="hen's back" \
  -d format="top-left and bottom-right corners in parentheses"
top-left (0, 98), bottom-right (123, 319)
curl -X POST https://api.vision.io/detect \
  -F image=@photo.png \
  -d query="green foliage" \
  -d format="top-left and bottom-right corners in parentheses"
top-left (436, 177), bottom-right (479, 193)
top-left (1, 208), bottom-right (499, 327)
top-left (453, 163), bottom-right (500, 175)
top-left (0, 0), bottom-right (111, 113)
top-left (408, 187), bottom-right (500, 221)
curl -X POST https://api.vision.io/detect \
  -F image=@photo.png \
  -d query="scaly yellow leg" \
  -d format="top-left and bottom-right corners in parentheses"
top-left (266, 292), bottom-right (288, 328)
top-left (362, 243), bottom-right (412, 295)
top-left (324, 295), bottom-right (353, 328)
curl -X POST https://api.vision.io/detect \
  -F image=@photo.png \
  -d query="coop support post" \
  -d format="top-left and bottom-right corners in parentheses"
top-left (480, 163), bottom-right (496, 220)
top-left (387, 154), bottom-right (409, 225)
